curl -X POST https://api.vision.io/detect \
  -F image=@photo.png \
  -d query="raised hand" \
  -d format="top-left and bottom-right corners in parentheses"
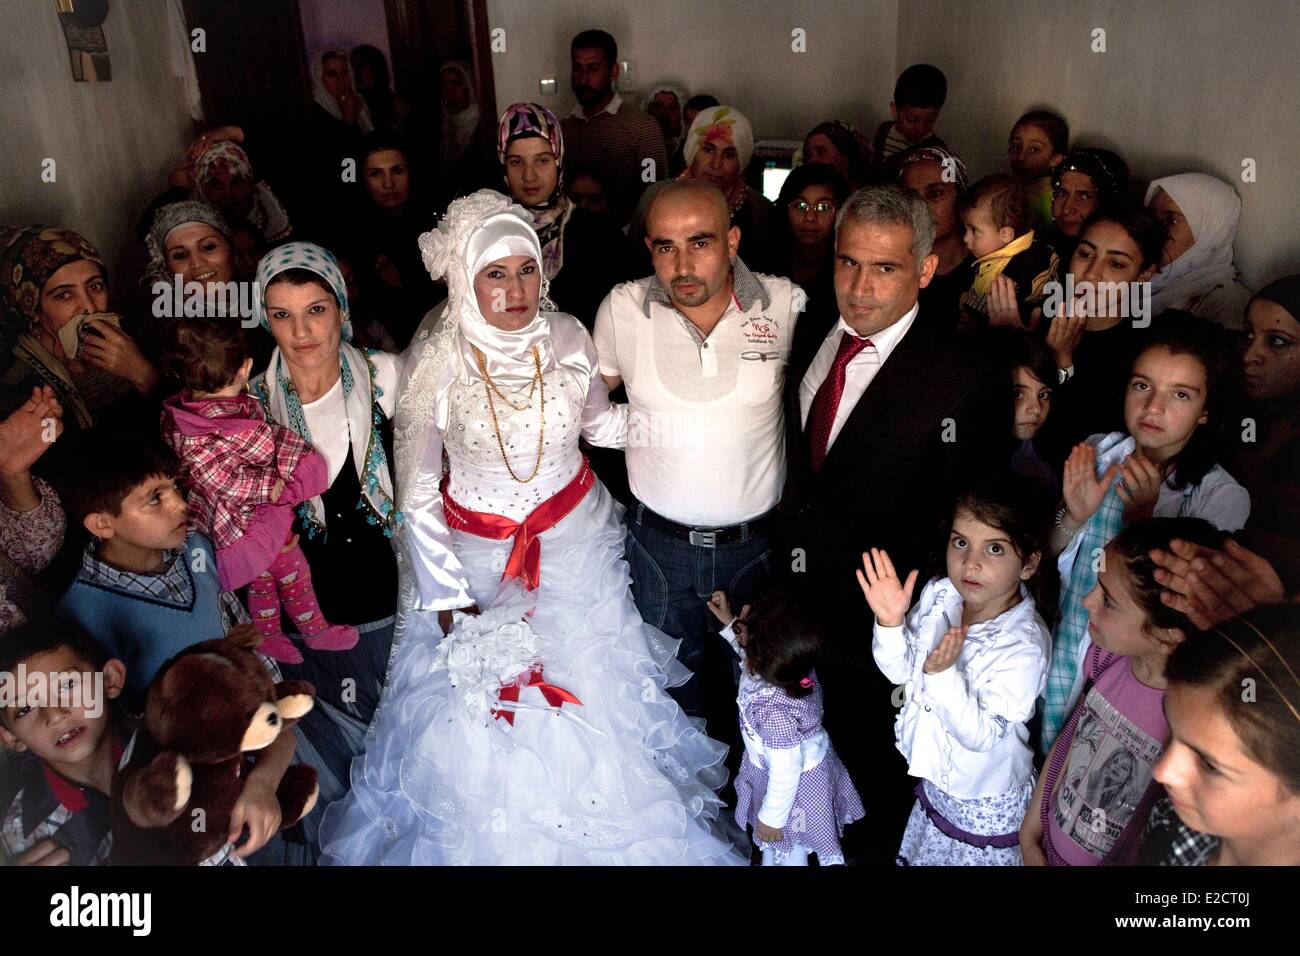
top-left (1151, 538), bottom-right (1287, 630)
top-left (1116, 453), bottom-right (1163, 523)
top-left (706, 589), bottom-right (733, 624)
top-left (1061, 443), bottom-right (1119, 529)
top-left (856, 548), bottom-right (918, 628)
top-left (923, 625), bottom-right (967, 674)
top-left (1046, 313), bottom-right (1086, 369)
top-left (0, 386), bottom-right (63, 476)
top-left (987, 275), bottom-right (1023, 328)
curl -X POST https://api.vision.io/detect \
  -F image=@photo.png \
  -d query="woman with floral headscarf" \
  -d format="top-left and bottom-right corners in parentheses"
top-left (497, 103), bottom-right (634, 330)
top-left (1049, 148), bottom-right (1129, 262)
top-left (318, 190), bottom-right (744, 865)
top-left (193, 141), bottom-right (294, 244)
top-left (0, 226), bottom-right (159, 437)
top-left (250, 242), bottom-right (403, 729)
top-left (677, 105), bottom-right (777, 274)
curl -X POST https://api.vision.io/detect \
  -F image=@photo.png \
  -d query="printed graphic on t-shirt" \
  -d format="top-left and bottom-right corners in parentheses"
top-left (739, 315), bottom-right (781, 353)
top-left (1053, 687), bottom-right (1161, 859)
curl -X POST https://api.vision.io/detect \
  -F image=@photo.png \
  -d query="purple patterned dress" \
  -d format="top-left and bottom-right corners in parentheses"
top-left (733, 669), bottom-right (865, 865)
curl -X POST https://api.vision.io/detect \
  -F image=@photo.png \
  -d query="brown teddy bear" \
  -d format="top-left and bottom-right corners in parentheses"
top-left (110, 625), bottom-right (320, 865)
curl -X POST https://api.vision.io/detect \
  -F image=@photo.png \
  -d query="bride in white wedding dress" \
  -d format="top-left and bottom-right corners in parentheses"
top-left (319, 190), bottom-right (745, 865)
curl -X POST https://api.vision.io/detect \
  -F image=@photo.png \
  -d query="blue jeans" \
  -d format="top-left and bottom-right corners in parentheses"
top-left (624, 502), bottom-right (773, 740)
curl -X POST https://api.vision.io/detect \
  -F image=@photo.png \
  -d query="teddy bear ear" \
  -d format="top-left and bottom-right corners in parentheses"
top-left (225, 624), bottom-right (264, 651)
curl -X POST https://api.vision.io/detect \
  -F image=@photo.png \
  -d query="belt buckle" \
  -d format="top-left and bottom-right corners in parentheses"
top-left (689, 529), bottom-right (717, 548)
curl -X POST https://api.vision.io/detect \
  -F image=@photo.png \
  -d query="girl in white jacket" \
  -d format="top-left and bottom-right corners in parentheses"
top-left (858, 484), bottom-right (1053, 865)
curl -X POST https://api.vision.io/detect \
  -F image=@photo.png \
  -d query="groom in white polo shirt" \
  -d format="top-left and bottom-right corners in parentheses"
top-left (594, 180), bottom-right (801, 741)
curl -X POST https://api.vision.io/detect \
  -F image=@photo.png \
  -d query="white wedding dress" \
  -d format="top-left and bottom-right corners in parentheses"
top-left (319, 311), bottom-right (745, 866)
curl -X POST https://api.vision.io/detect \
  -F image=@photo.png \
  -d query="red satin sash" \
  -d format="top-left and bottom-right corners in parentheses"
top-left (441, 457), bottom-right (594, 591)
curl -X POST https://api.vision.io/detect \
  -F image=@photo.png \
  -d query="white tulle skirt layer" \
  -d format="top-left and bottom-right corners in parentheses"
top-left (319, 482), bottom-right (746, 865)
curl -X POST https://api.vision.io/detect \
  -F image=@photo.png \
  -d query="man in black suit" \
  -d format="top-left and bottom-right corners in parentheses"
top-left (779, 185), bottom-right (1010, 863)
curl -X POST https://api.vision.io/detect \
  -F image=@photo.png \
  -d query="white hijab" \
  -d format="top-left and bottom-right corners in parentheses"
top-left (312, 48), bottom-right (375, 133)
top-left (1145, 173), bottom-right (1242, 314)
top-left (440, 60), bottom-right (480, 164)
top-left (396, 190), bottom-right (556, 509)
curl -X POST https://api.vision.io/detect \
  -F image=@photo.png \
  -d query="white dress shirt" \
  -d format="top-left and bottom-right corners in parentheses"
top-left (798, 302), bottom-right (920, 450)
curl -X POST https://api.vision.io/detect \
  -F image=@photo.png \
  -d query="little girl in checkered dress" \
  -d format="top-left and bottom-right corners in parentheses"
top-left (160, 316), bottom-right (358, 664)
top-left (858, 483), bottom-right (1052, 865)
top-left (707, 590), bottom-right (864, 865)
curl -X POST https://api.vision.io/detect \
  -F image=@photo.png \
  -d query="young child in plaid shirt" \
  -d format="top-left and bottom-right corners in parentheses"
top-left (161, 317), bottom-right (357, 663)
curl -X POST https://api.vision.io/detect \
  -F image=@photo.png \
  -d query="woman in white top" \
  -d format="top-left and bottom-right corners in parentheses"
top-left (319, 190), bottom-right (744, 865)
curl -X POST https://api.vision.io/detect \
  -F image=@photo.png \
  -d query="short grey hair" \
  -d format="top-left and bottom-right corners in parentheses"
top-left (835, 185), bottom-right (936, 274)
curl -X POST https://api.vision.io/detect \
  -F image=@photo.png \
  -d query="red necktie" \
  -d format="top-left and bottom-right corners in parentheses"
top-left (808, 332), bottom-right (872, 472)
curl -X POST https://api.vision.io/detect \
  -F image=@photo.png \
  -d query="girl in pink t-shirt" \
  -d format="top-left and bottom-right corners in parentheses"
top-left (1020, 516), bottom-right (1224, 865)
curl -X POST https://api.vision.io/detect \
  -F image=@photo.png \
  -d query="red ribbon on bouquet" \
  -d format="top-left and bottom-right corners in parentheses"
top-left (492, 666), bottom-right (583, 726)
top-left (441, 458), bottom-right (594, 591)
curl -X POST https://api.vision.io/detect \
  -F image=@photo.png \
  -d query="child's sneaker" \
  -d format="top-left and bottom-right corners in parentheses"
top-left (302, 623), bottom-right (359, 652)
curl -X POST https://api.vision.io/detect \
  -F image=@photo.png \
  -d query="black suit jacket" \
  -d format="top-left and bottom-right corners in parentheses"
top-left (778, 311), bottom-right (1011, 651)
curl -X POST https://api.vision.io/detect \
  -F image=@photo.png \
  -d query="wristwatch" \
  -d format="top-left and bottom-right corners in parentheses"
top-left (1057, 364), bottom-right (1075, 385)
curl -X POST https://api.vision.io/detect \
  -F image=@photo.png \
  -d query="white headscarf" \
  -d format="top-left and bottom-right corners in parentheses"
top-left (396, 191), bottom-right (555, 503)
top-left (311, 48), bottom-right (375, 133)
top-left (1144, 173), bottom-right (1242, 314)
top-left (440, 60), bottom-right (480, 165)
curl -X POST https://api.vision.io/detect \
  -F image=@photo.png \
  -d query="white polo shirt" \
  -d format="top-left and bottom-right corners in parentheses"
top-left (594, 260), bottom-right (801, 526)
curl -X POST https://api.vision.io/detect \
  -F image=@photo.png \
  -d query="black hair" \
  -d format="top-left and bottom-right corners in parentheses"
top-left (350, 44), bottom-right (391, 89)
top-left (1106, 517), bottom-right (1226, 636)
top-left (802, 122), bottom-right (871, 184)
top-left (1166, 603), bottom-right (1300, 794)
top-left (894, 64), bottom-right (947, 109)
top-left (566, 161), bottom-right (613, 194)
top-left (937, 478), bottom-right (1058, 622)
top-left (1129, 312), bottom-right (1243, 490)
top-left (779, 162), bottom-right (852, 209)
top-left (359, 131), bottom-right (411, 166)
top-left (1050, 147), bottom-right (1130, 204)
top-left (0, 619), bottom-right (111, 727)
top-left (1014, 110), bottom-right (1069, 155)
top-left (959, 173), bottom-right (1030, 235)
top-left (56, 429), bottom-right (180, 523)
top-left (739, 591), bottom-right (823, 698)
top-left (571, 29), bottom-right (616, 65)
top-left (684, 94), bottom-right (720, 116)
top-left (991, 326), bottom-right (1058, 396)
top-left (775, 162), bottom-right (852, 257)
top-left (264, 267), bottom-right (341, 307)
top-left (1076, 201), bottom-right (1166, 272)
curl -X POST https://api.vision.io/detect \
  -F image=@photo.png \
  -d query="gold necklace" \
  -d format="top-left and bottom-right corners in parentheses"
top-left (475, 346), bottom-right (545, 484)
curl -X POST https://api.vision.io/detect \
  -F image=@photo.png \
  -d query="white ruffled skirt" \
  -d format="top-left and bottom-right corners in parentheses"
top-left (319, 481), bottom-right (746, 865)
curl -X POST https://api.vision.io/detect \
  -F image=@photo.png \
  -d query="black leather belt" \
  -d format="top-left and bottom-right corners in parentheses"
top-left (631, 501), bottom-right (776, 548)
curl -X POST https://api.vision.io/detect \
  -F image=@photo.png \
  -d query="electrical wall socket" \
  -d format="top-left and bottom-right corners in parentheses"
top-left (539, 77), bottom-right (557, 95)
